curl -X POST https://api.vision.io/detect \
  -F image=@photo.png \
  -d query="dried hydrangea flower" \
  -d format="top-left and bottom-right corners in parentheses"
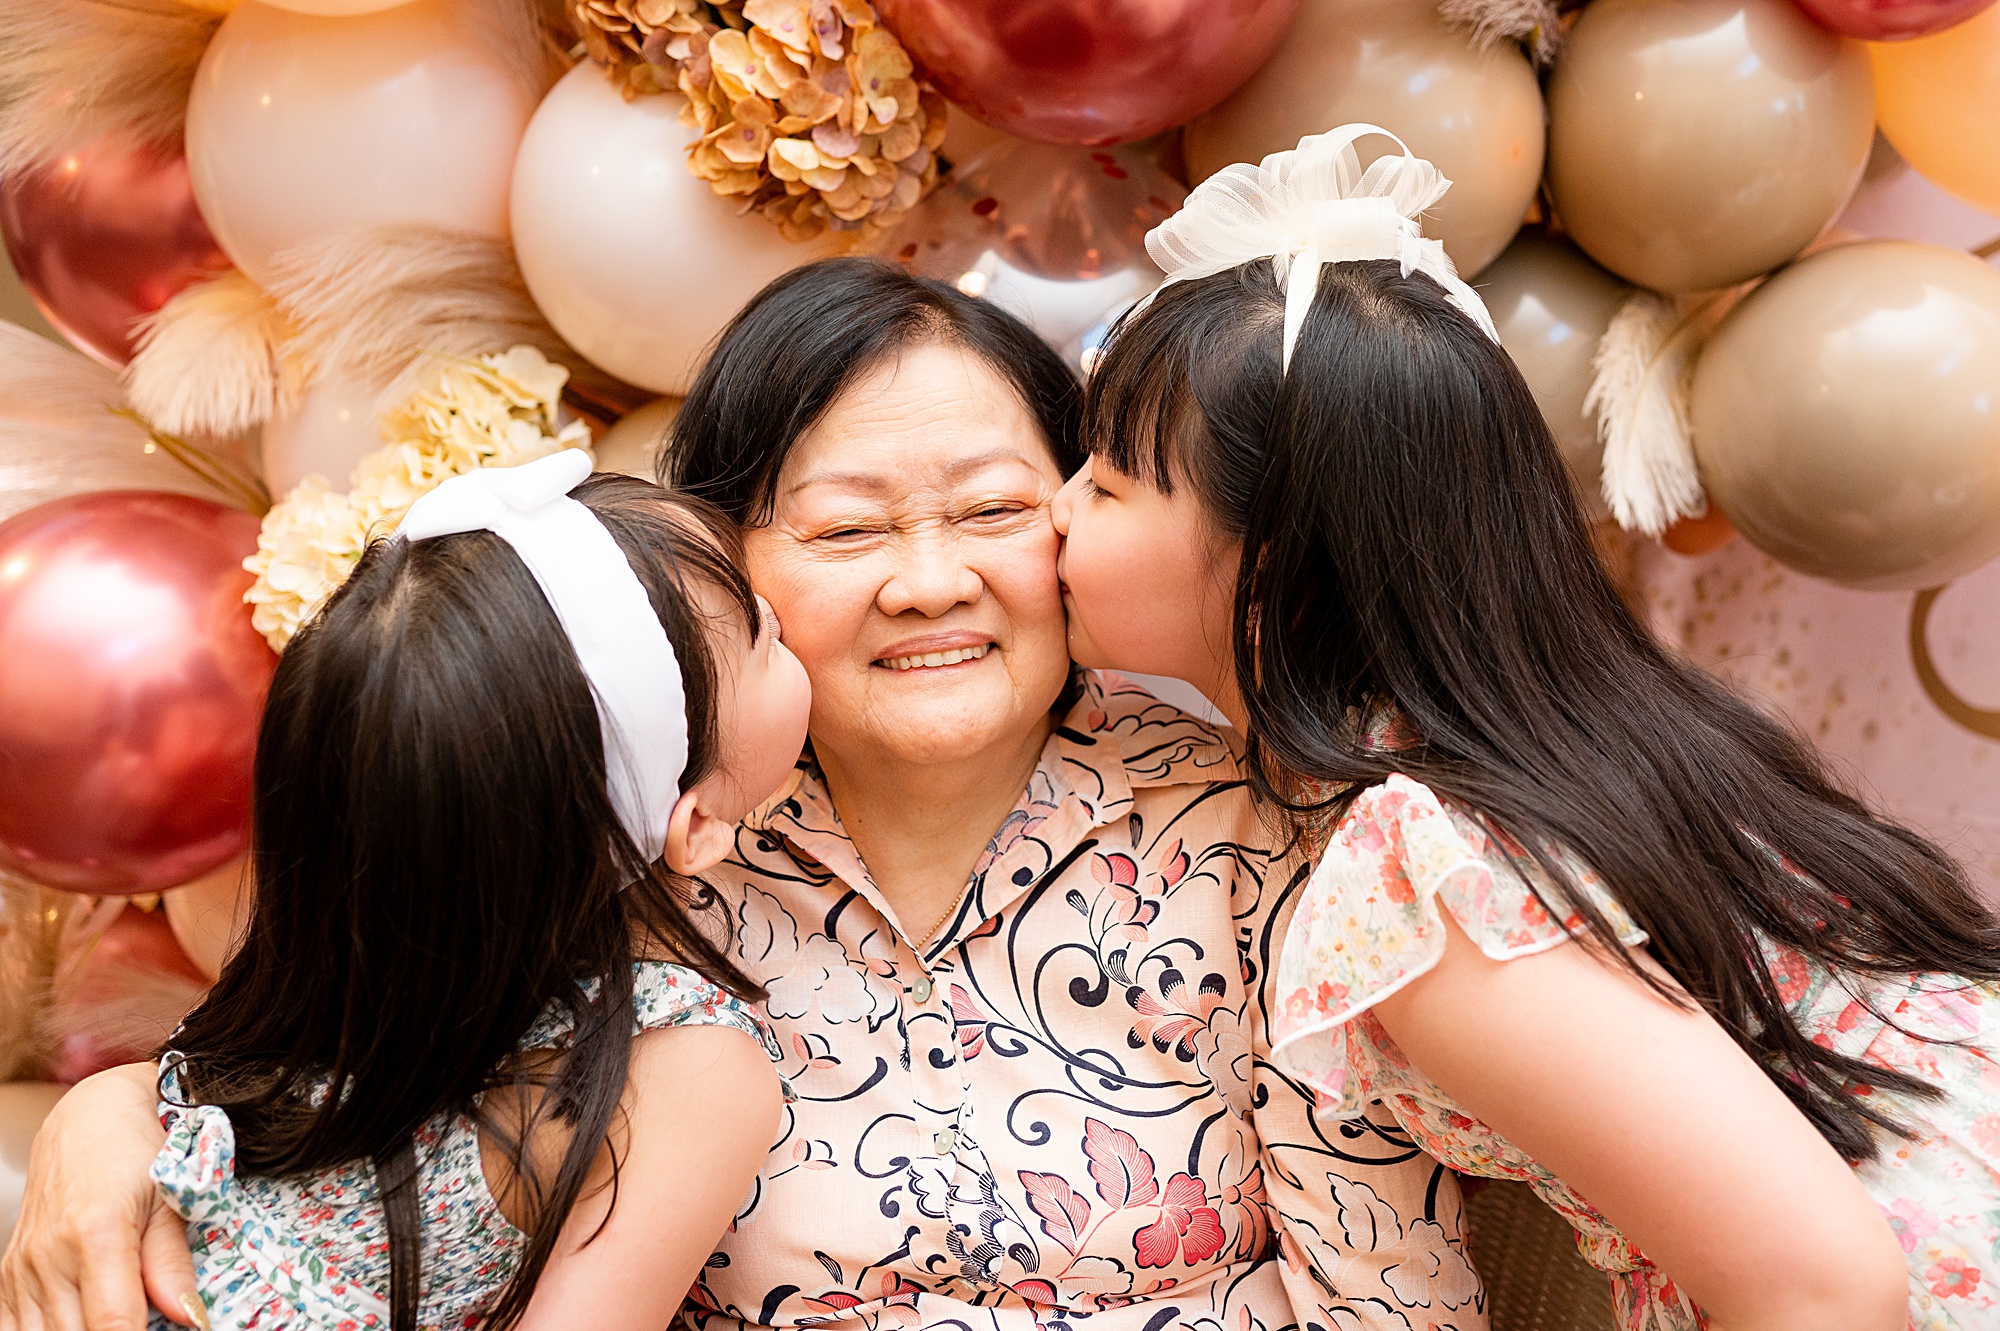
top-left (570, 0), bottom-right (946, 241)
top-left (243, 347), bottom-right (594, 652)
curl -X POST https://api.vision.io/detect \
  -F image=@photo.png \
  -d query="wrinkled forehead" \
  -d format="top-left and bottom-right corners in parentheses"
top-left (773, 342), bottom-right (1065, 509)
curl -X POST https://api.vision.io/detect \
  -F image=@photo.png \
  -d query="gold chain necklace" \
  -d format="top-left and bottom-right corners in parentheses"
top-left (913, 881), bottom-right (972, 949)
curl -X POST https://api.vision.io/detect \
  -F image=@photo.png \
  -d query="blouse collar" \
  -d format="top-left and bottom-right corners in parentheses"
top-left (740, 670), bottom-right (1240, 954)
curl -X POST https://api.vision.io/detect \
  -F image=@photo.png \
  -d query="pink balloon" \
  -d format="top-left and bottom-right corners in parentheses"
top-left (0, 139), bottom-right (230, 367)
top-left (0, 493), bottom-right (275, 895)
top-left (874, 0), bottom-right (1302, 146)
top-left (1793, 0), bottom-right (1995, 40)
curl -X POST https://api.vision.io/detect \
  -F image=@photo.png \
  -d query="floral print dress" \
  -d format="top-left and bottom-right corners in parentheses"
top-left (1272, 773), bottom-right (2000, 1331)
top-left (687, 673), bottom-right (1487, 1331)
top-left (147, 961), bottom-right (780, 1331)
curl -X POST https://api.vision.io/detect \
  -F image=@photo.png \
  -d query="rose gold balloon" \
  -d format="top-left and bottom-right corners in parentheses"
top-left (1184, 0), bottom-right (1545, 278)
top-left (875, 0), bottom-right (1301, 146)
top-left (1475, 231), bottom-right (1631, 514)
top-left (1691, 240), bottom-right (2000, 588)
top-left (0, 138), bottom-right (230, 367)
top-left (1547, 0), bottom-right (1875, 293)
top-left (51, 903), bottom-right (209, 1084)
top-left (0, 492), bottom-right (275, 894)
top-left (881, 139), bottom-right (1184, 370)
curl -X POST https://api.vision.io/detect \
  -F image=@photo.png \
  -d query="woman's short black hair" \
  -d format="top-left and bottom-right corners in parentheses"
top-left (665, 257), bottom-right (1085, 523)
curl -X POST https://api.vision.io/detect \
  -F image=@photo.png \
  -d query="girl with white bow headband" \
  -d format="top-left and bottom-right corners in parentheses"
top-left (137, 454), bottom-right (813, 1331)
top-left (1053, 126), bottom-right (2000, 1330)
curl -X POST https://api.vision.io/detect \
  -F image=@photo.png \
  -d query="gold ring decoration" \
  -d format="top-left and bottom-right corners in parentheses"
top-left (1909, 585), bottom-right (2000, 741)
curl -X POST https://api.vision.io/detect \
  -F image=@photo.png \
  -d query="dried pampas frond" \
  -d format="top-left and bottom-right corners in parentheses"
top-left (124, 269), bottom-right (303, 439)
top-left (0, 320), bottom-right (251, 520)
top-left (462, 0), bottom-right (571, 103)
top-left (266, 224), bottom-right (575, 407)
top-left (1438, 0), bottom-right (1565, 65)
top-left (1585, 290), bottom-right (1705, 538)
top-left (0, 0), bottom-right (231, 176)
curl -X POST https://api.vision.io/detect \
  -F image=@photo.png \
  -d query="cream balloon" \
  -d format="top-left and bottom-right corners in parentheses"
top-left (0, 1083), bottom-right (66, 1249)
top-left (162, 856), bottom-right (253, 982)
top-left (185, 0), bottom-right (537, 284)
top-left (1183, 0), bottom-right (1544, 278)
top-left (259, 374), bottom-right (384, 497)
top-left (1691, 240), bottom-right (2000, 589)
top-left (1474, 232), bottom-right (1631, 516)
top-left (511, 67), bottom-right (846, 396)
top-left (1546, 0), bottom-right (1875, 293)
top-left (595, 396), bottom-right (683, 480)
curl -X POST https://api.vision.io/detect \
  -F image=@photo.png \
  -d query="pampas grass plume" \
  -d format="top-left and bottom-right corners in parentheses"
top-left (1585, 290), bottom-right (1706, 538)
top-left (124, 269), bottom-right (301, 439)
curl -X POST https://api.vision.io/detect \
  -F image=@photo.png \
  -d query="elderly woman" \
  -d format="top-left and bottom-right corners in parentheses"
top-left (0, 260), bottom-right (1478, 1331)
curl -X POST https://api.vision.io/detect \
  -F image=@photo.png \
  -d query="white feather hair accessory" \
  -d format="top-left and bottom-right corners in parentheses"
top-left (1144, 123), bottom-right (1498, 368)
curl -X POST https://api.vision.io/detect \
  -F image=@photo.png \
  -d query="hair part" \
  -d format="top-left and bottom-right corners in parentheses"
top-left (666, 256), bottom-right (1085, 523)
top-left (167, 473), bottom-right (764, 1331)
top-left (1086, 257), bottom-right (2000, 1163)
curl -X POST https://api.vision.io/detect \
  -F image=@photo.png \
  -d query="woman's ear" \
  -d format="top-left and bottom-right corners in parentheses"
top-left (662, 786), bottom-right (737, 876)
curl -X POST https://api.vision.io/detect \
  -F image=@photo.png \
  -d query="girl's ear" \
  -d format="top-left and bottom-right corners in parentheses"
top-left (662, 787), bottom-right (736, 876)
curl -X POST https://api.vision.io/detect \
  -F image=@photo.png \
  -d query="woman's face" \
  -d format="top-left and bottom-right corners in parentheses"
top-left (743, 341), bottom-right (1072, 769)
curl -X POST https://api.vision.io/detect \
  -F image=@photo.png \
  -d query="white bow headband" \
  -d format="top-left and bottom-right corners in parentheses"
top-left (398, 449), bottom-right (688, 865)
top-left (1144, 123), bottom-right (1498, 368)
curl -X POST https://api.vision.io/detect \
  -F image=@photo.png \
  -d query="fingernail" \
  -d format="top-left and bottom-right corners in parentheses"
top-left (179, 1292), bottom-right (211, 1330)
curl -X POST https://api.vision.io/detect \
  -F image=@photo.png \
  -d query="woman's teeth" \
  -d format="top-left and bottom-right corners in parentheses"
top-left (881, 643), bottom-right (992, 671)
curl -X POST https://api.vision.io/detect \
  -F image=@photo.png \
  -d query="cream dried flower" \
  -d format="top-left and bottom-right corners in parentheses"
top-left (243, 345), bottom-right (593, 651)
top-left (572, 0), bottom-right (945, 241)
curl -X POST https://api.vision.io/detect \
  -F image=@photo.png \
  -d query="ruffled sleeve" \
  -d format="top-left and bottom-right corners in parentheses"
top-left (630, 961), bottom-right (795, 1101)
top-left (1271, 774), bottom-right (1647, 1114)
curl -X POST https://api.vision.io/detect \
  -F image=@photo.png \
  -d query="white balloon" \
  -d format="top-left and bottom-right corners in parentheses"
top-left (511, 66), bottom-right (845, 396)
top-left (260, 375), bottom-right (383, 496)
top-left (186, 0), bottom-right (537, 283)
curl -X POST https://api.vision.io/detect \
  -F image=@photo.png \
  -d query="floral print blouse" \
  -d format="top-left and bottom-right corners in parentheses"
top-left (147, 962), bottom-right (779, 1330)
top-left (1273, 774), bottom-right (2000, 1331)
top-left (688, 673), bottom-right (1485, 1331)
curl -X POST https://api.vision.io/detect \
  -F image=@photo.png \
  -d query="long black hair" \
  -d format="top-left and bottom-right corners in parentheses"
top-left (167, 474), bottom-right (766, 1329)
top-left (666, 256), bottom-right (1083, 522)
top-left (1085, 258), bottom-right (2000, 1162)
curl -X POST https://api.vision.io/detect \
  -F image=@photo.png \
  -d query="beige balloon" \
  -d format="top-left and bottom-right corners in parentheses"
top-left (1183, 0), bottom-right (1544, 278)
top-left (163, 857), bottom-right (254, 982)
top-left (186, 0), bottom-right (538, 284)
top-left (1546, 0), bottom-right (1875, 293)
top-left (595, 396), bottom-right (683, 480)
top-left (0, 1083), bottom-right (67, 1250)
top-left (1691, 240), bottom-right (2000, 590)
top-left (1474, 232), bottom-right (1631, 516)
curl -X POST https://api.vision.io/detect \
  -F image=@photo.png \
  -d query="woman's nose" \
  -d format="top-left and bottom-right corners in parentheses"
top-left (877, 532), bottom-right (983, 618)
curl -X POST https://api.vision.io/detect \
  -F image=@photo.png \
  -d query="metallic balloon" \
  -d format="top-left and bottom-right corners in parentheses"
top-left (511, 66), bottom-right (846, 396)
top-left (874, 0), bottom-right (1301, 147)
top-left (1183, 0), bottom-right (1545, 278)
top-left (0, 138), bottom-right (230, 367)
top-left (185, 0), bottom-right (537, 284)
top-left (1871, 5), bottom-right (2000, 216)
top-left (880, 139), bottom-right (1185, 372)
top-left (0, 492), bottom-right (275, 894)
top-left (1691, 240), bottom-right (2000, 589)
top-left (1475, 232), bottom-right (1631, 515)
top-left (1546, 0), bottom-right (1876, 293)
top-left (1796, 0), bottom-right (1994, 41)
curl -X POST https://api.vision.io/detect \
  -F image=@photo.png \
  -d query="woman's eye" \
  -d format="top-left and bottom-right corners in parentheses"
top-left (964, 503), bottom-right (1022, 522)
top-left (816, 526), bottom-right (874, 541)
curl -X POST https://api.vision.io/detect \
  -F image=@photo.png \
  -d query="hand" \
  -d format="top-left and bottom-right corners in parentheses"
top-left (0, 1064), bottom-right (203, 1331)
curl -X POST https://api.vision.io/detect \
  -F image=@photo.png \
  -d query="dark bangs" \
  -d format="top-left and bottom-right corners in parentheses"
top-left (1082, 263), bottom-right (1282, 530)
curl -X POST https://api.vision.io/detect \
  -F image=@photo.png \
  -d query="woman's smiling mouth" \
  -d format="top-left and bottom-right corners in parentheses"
top-left (874, 642), bottom-right (996, 671)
